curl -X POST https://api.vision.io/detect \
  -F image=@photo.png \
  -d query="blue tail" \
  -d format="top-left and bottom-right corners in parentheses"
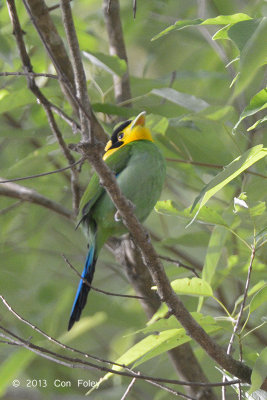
top-left (68, 245), bottom-right (97, 330)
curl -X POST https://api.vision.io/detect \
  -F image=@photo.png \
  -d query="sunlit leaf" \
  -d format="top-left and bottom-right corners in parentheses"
top-left (170, 277), bottom-right (213, 297)
top-left (155, 200), bottom-right (229, 227)
top-left (152, 13), bottom-right (252, 40)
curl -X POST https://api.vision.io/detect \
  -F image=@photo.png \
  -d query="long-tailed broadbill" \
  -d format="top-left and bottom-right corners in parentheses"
top-left (68, 112), bottom-right (166, 330)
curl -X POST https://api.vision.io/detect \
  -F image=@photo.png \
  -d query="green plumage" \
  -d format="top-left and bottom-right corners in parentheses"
top-left (68, 138), bottom-right (165, 330)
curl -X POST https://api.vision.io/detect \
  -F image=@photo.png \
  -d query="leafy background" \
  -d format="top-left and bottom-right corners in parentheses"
top-left (0, 0), bottom-right (266, 399)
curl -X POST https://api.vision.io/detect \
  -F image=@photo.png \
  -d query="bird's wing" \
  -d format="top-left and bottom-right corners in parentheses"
top-left (77, 144), bottom-right (133, 226)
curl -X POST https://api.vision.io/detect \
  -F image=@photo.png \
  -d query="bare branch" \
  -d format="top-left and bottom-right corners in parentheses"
top-left (103, 0), bottom-right (132, 105)
top-left (120, 375), bottom-right (138, 400)
top-left (0, 71), bottom-right (58, 79)
top-left (109, 237), bottom-right (216, 400)
top-left (227, 246), bottom-right (256, 355)
top-left (0, 325), bottom-right (241, 388)
top-left (0, 179), bottom-right (73, 220)
top-left (75, 140), bottom-right (252, 383)
top-left (60, 0), bottom-right (91, 140)
top-left (62, 254), bottom-right (147, 300)
top-left (22, 0), bottom-right (108, 143)
top-left (7, 0), bottom-right (81, 213)
top-left (0, 159), bottom-right (82, 184)
top-left (159, 255), bottom-right (200, 278)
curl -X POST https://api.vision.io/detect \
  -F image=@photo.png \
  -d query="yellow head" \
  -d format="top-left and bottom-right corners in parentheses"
top-left (103, 112), bottom-right (153, 160)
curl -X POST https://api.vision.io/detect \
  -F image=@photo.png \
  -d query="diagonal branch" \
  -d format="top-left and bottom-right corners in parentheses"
top-left (0, 179), bottom-right (73, 220)
top-left (74, 140), bottom-right (252, 384)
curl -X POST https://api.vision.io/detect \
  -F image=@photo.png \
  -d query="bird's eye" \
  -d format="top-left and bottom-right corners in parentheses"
top-left (118, 132), bottom-right (124, 140)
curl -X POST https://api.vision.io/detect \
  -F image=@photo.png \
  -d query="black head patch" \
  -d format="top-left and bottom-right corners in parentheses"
top-left (108, 120), bottom-right (132, 150)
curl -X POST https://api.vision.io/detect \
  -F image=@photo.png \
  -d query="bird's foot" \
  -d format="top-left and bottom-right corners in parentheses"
top-left (114, 210), bottom-right (121, 222)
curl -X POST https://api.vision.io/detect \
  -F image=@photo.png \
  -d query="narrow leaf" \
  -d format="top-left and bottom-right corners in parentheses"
top-left (234, 88), bottom-right (267, 132)
top-left (249, 348), bottom-right (267, 393)
top-left (152, 13), bottom-right (251, 41)
top-left (83, 51), bottom-right (127, 77)
top-left (155, 200), bottom-right (229, 227)
top-left (151, 88), bottom-right (209, 112)
top-left (191, 145), bottom-right (267, 215)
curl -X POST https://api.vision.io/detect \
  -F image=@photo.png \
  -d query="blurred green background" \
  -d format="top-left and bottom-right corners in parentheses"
top-left (0, 0), bottom-right (266, 399)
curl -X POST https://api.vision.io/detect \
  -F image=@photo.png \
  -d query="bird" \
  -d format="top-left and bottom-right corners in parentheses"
top-left (68, 111), bottom-right (166, 330)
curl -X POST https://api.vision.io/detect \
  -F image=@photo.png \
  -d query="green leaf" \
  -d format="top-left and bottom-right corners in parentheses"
top-left (249, 347), bottom-right (267, 393)
top-left (228, 19), bottom-right (261, 52)
top-left (202, 226), bottom-right (228, 285)
top-left (145, 312), bottom-right (217, 334)
top-left (233, 88), bottom-right (267, 132)
top-left (155, 200), bottom-right (229, 227)
top-left (249, 202), bottom-right (266, 218)
top-left (250, 286), bottom-right (267, 313)
top-left (83, 51), bottom-right (127, 77)
top-left (233, 281), bottom-right (266, 315)
top-left (191, 145), bottom-right (267, 216)
top-left (170, 277), bottom-right (213, 297)
top-left (0, 88), bottom-right (35, 114)
top-left (234, 18), bottom-right (267, 95)
top-left (248, 115), bottom-right (267, 131)
top-left (151, 88), bottom-right (209, 112)
top-left (152, 13), bottom-right (252, 41)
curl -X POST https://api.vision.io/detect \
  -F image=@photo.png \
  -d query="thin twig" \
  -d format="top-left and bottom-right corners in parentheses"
top-left (0, 201), bottom-right (23, 216)
top-left (0, 325), bottom-right (242, 387)
top-left (133, 0), bottom-right (137, 18)
top-left (0, 295), bottom-right (204, 398)
top-left (62, 254), bottom-right (148, 300)
top-left (120, 375), bottom-right (138, 400)
top-left (0, 71), bottom-right (58, 79)
top-left (227, 246), bottom-right (256, 356)
top-left (159, 255), bottom-right (200, 278)
top-left (0, 295), bottom-right (129, 369)
top-left (0, 159), bottom-right (83, 184)
top-left (222, 245), bottom-right (256, 398)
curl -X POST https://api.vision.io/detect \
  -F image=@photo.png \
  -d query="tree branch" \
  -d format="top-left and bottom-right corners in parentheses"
top-left (103, 0), bottom-right (132, 106)
top-left (0, 179), bottom-right (73, 220)
top-left (7, 0), bottom-right (81, 214)
top-left (23, 0), bottom-right (107, 143)
top-left (74, 139), bottom-right (252, 384)
top-left (108, 237), bottom-right (217, 400)
top-left (60, 0), bottom-right (91, 141)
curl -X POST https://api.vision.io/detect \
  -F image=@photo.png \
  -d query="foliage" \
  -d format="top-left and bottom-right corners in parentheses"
top-left (0, 0), bottom-right (266, 399)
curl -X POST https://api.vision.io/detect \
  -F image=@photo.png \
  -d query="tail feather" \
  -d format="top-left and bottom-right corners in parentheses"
top-left (68, 245), bottom-right (97, 331)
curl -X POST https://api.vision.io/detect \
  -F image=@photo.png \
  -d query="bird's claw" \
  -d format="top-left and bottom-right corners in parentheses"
top-left (114, 210), bottom-right (121, 222)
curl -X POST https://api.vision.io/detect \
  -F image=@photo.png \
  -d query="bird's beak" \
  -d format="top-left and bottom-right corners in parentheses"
top-left (131, 111), bottom-right (146, 130)
top-left (104, 139), bottom-right (112, 152)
